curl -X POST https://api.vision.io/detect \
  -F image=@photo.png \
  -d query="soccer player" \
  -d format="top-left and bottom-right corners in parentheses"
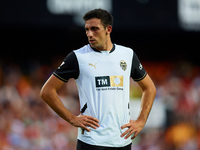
top-left (40, 8), bottom-right (156, 150)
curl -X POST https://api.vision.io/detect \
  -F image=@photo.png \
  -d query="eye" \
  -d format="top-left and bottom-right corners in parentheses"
top-left (91, 27), bottom-right (98, 31)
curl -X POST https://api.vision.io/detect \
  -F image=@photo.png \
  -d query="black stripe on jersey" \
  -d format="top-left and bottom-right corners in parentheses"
top-left (81, 103), bottom-right (87, 114)
top-left (131, 52), bottom-right (147, 81)
top-left (53, 52), bottom-right (79, 82)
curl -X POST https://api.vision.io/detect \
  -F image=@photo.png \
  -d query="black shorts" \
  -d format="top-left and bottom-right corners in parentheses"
top-left (76, 140), bottom-right (132, 150)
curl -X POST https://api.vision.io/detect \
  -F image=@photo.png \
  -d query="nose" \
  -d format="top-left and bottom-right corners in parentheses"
top-left (87, 30), bottom-right (93, 38)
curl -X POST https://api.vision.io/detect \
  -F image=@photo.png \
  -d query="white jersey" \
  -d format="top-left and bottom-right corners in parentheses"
top-left (53, 44), bottom-right (147, 147)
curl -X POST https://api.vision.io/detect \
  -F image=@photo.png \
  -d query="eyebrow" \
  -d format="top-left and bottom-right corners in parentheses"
top-left (85, 26), bottom-right (99, 30)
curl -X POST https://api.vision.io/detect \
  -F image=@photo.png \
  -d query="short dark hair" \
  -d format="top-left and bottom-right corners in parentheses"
top-left (83, 8), bottom-right (113, 28)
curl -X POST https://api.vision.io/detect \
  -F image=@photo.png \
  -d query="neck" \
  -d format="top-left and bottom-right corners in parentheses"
top-left (95, 37), bottom-right (113, 51)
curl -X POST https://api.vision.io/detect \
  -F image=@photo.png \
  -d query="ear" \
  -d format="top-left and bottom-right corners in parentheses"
top-left (106, 25), bottom-right (112, 35)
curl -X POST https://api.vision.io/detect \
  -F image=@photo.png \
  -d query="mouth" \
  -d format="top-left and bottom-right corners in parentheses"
top-left (89, 39), bottom-right (96, 44)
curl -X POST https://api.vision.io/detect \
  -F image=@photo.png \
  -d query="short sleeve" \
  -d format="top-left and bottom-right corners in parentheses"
top-left (131, 52), bottom-right (147, 81)
top-left (53, 52), bottom-right (79, 82)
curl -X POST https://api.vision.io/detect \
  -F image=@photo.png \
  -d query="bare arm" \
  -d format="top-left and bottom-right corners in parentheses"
top-left (136, 74), bottom-right (156, 125)
top-left (40, 75), bottom-right (99, 131)
top-left (121, 74), bottom-right (156, 139)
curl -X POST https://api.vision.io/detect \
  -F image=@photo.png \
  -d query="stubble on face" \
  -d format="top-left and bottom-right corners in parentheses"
top-left (85, 18), bottom-right (107, 50)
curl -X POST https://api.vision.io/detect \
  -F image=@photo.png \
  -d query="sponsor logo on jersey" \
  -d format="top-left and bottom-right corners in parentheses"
top-left (95, 76), bottom-right (123, 87)
top-left (89, 63), bottom-right (97, 69)
top-left (120, 60), bottom-right (127, 71)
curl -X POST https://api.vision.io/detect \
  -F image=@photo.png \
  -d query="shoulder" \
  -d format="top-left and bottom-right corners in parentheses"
top-left (74, 44), bottom-right (93, 55)
top-left (115, 44), bottom-right (134, 56)
top-left (115, 44), bottom-right (132, 51)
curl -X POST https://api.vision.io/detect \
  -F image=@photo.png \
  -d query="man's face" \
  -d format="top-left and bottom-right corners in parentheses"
top-left (85, 18), bottom-right (107, 50)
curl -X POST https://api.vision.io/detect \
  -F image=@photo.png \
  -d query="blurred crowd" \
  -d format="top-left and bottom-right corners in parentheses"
top-left (131, 61), bottom-right (200, 150)
top-left (0, 59), bottom-right (200, 150)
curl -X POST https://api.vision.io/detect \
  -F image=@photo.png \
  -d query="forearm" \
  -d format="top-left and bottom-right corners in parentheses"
top-left (121, 87), bottom-right (156, 139)
top-left (40, 87), bottom-right (75, 123)
top-left (137, 87), bottom-right (156, 124)
top-left (40, 75), bottom-right (100, 131)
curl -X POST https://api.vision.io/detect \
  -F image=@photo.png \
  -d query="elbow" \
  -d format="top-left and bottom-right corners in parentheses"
top-left (40, 85), bottom-right (57, 103)
top-left (40, 87), bottom-right (45, 100)
top-left (145, 84), bottom-right (157, 99)
top-left (151, 85), bottom-right (157, 98)
top-left (40, 86), bottom-right (48, 101)
top-left (153, 86), bottom-right (157, 98)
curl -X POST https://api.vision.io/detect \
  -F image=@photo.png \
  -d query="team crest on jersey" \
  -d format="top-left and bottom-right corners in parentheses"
top-left (120, 60), bottom-right (127, 71)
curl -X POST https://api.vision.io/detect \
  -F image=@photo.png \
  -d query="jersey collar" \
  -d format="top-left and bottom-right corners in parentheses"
top-left (89, 44), bottom-right (115, 53)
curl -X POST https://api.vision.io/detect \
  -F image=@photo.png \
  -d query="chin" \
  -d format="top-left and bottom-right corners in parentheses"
top-left (90, 43), bottom-right (96, 48)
